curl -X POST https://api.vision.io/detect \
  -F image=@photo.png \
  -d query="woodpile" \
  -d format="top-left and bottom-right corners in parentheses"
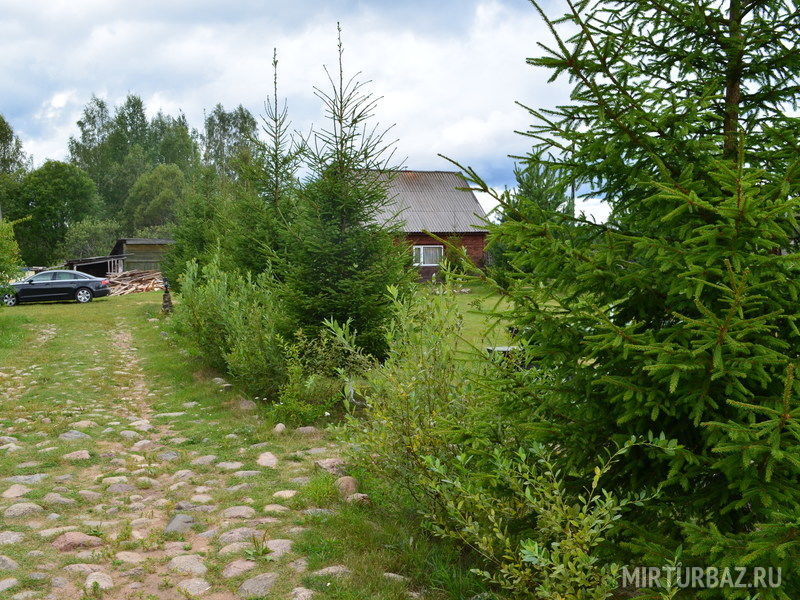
top-left (107, 270), bottom-right (164, 295)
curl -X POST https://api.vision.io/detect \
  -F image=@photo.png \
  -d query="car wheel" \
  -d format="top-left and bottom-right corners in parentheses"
top-left (2, 293), bottom-right (18, 307)
top-left (75, 288), bottom-right (93, 303)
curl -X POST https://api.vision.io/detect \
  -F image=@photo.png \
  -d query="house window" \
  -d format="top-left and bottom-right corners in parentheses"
top-left (412, 245), bottom-right (444, 266)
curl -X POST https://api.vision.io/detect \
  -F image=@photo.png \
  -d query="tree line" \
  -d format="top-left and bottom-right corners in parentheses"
top-left (0, 96), bottom-right (264, 266)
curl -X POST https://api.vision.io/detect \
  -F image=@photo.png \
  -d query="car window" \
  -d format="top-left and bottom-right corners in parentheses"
top-left (54, 272), bottom-right (81, 280)
top-left (29, 273), bottom-right (54, 282)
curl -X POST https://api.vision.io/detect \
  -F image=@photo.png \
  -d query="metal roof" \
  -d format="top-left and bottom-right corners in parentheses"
top-left (111, 238), bottom-right (175, 256)
top-left (115, 238), bottom-right (175, 245)
top-left (376, 171), bottom-right (488, 233)
top-left (64, 254), bottom-right (128, 266)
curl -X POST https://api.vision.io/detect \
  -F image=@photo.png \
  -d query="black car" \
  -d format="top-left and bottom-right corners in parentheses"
top-left (2, 270), bottom-right (111, 306)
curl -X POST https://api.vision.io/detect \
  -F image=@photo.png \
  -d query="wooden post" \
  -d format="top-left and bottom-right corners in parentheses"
top-left (161, 277), bottom-right (173, 314)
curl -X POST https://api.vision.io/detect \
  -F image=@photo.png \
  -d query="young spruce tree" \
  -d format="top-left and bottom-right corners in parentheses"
top-left (279, 27), bottom-right (411, 358)
top-left (462, 0), bottom-right (800, 596)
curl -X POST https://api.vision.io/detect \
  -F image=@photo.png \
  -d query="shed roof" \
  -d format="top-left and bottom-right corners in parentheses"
top-left (111, 238), bottom-right (175, 256)
top-left (64, 254), bottom-right (128, 267)
top-left (376, 171), bottom-right (488, 234)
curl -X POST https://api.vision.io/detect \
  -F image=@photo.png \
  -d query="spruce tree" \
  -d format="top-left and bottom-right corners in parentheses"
top-left (489, 159), bottom-right (573, 285)
top-left (464, 0), bottom-right (800, 595)
top-left (279, 27), bottom-right (411, 358)
top-left (234, 49), bottom-right (304, 273)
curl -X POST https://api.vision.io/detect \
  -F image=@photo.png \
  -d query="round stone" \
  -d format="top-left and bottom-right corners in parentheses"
top-left (169, 554), bottom-right (207, 576)
top-left (221, 506), bottom-right (255, 519)
top-left (52, 532), bottom-right (102, 552)
top-left (165, 514), bottom-right (195, 534)
top-left (222, 558), bottom-right (256, 578)
top-left (238, 573), bottom-right (278, 597)
top-left (1, 485), bottom-right (30, 499)
top-left (257, 452), bottom-right (278, 468)
top-left (63, 450), bottom-right (90, 461)
top-left (177, 578), bottom-right (210, 596)
top-left (293, 587), bottom-right (315, 600)
top-left (85, 572), bottom-right (113, 590)
top-left (272, 490), bottom-right (298, 500)
top-left (115, 551), bottom-right (144, 564)
top-left (335, 476), bottom-right (358, 498)
top-left (4, 503), bottom-right (43, 518)
top-left (0, 532), bottom-right (24, 546)
top-left (59, 430), bottom-right (90, 441)
top-left (266, 539), bottom-right (293, 558)
top-left (218, 527), bottom-right (258, 544)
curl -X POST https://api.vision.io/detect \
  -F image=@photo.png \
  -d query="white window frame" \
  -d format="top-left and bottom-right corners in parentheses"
top-left (412, 245), bottom-right (444, 267)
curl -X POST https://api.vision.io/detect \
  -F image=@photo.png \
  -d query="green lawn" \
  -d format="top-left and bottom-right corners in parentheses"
top-left (418, 281), bottom-right (511, 349)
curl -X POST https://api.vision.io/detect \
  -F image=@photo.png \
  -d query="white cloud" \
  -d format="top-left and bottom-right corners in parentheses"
top-left (34, 90), bottom-right (78, 121)
top-left (578, 198), bottom-right (612, 223)
top-left (475, 190), bottom-right (611, 224)
top-left (1, 0), bottom-right (572, 188)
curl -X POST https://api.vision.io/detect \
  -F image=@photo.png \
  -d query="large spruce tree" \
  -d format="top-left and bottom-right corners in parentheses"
top-left (279, 29), bottom-right (411, 358)
top-left (470, 0), bottom-right (800, 595)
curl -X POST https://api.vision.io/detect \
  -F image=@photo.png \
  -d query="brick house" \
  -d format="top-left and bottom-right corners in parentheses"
top-left (378, 170), bottom-right (488, 280)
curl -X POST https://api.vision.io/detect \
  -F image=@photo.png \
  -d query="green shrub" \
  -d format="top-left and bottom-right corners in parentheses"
top-left (346, 287), bottom-right (646, 599)
top-left (171, 258), bottom-right (239, 370)
top-left (223, 272), bottom-right (288, 399)
top-left (0, 218), bottom-right (21, 290)
top-left (172, 257), bottom-right (286, 392)
top-left (424, 444), bottom-right (651, 600)
top-left (273, 326), bottom-right (371, 425)
top-left (346, 287), bottom-right (474, 493)
top-left (172, 257), bottom-right (370, 417)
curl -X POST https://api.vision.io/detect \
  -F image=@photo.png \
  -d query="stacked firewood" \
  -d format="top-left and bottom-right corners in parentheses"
top-left (107, 270), bottom-right (164, 295)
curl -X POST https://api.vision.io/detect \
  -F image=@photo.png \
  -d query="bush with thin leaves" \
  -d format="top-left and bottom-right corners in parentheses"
top-left (345, 287), bottom-right (666, 599)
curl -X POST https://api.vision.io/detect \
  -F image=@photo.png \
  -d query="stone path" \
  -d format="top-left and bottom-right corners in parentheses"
top-left (0, 318), bottom-right (359, 599)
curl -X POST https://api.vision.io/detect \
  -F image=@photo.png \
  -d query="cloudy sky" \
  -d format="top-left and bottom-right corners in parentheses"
top-left (0, 0), bottom-right (610, 220)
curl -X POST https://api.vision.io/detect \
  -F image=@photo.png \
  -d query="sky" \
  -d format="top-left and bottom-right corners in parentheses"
top-left (0, 0), bottom-right (611, 221)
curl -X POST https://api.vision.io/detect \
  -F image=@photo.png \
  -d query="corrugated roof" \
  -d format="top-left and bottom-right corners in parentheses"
top-left (116, 238), bottom-right (175, 245)
top-left (110, 238), bottom-right (175, 256)
top-left (376, 170), bottom-right (488, 233)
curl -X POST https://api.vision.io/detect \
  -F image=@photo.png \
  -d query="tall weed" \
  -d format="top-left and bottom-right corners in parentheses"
top-left (346, 287), bottom-right (654, 599)
top-left (172, 257), bottom-right (369, 421)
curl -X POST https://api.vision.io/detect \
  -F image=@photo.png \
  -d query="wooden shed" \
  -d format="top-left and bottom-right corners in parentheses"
top-left (64, 254), bottom-right (127, 277)
top-left (110, 238), bottom-right (174, 272)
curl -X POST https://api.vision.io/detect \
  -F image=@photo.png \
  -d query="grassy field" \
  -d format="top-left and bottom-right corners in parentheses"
top-left (0, 292), bottom-right (491, 599)
top-left (448, 282), bottom-right (510, 348)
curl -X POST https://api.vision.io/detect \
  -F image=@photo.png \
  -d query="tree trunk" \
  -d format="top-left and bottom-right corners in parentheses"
top-left (723, 0), bottom-right (744, 159)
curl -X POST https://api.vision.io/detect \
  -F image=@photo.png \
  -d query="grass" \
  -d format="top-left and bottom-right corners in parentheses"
top-left (294, 473), bottom-right (492, 600)
top-left (449, 281), bottom-right (510, 347)
top-left (0, 310), bottom-right (29, 357)
top-left (415, 280), bottom-right (511, 350)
